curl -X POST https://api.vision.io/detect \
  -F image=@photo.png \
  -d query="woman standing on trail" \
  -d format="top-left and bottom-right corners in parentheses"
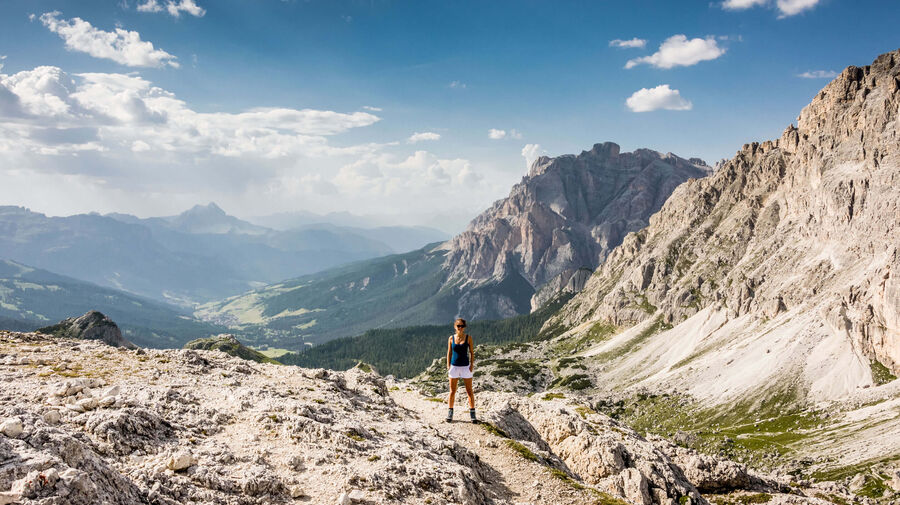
top-left (446, 318), bottom-right (478, 423)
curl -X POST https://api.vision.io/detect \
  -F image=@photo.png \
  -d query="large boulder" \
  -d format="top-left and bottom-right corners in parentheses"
top-left (37, 311), bottom-right (136, 349)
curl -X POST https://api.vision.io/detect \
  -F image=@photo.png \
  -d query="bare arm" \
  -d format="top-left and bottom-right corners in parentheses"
top-left (447, 337), bottom-right (452, 368)
top-left (468, 334), bottom-right (475, 370)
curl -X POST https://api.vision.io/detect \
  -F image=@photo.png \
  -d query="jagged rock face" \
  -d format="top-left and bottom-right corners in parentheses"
top-left (443, 142), bottom-right (710, 318)
top-left (555, 51), bottom-right (900, 390)
top-left (37, 311), bottom-right (136, 349)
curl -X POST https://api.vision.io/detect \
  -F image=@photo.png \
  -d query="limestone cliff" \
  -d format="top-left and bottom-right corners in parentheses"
top-left (551, 50), bottom-right (900, 401)
top-left (444, 142), bottom-right (710, 319)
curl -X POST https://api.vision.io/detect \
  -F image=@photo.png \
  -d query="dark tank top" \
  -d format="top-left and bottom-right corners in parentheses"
top-left (450, 335), bottom-right (470, 367)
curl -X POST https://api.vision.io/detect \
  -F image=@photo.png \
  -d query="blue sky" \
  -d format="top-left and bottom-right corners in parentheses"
top-left (0, 0), bottom-right (897, 231)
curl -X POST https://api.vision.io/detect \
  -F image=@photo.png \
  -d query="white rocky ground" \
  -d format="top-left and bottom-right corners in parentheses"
top-left (0, 331), bottom-right (856, 505)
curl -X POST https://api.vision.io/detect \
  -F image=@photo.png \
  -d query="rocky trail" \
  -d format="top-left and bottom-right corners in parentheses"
top-left (391, 388), bottom-right (601, 505)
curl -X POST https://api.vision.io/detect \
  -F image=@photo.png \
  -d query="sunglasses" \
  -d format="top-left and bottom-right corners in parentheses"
top-left (455, 324), bottom-right (466, 328)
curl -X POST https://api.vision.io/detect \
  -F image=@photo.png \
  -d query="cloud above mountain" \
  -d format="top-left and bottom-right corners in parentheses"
top-left (797, 70), bottom-right (837, 79)
top-left (722, 0), bottom-right (821, 17)
top-left (609, 38), bottom-right (646, 49)
top-left (626, 85), bottom-right (692, 112)
top-left (625, 35), bottom-right (725, 69)
top-left (0, 63), bottom-right (509, 225)
top-left (39, 12), bottom-right (179, 68)
top-left (136, 0), bottom-right (206, 17)
top-left (407, 132), bottom-right (440, 143)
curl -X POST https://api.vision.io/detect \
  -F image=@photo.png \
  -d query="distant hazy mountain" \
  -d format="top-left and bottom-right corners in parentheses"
top-left (0, 204), bottom-right (399, 305)
top-left (249, 210), bottom-right (467, 237)
top-left (0, 259), bottom-right (224, 348)
top-left (0, 206), bottom-right (248, 304)
top-left (109, 202), bottom-right (268, 235)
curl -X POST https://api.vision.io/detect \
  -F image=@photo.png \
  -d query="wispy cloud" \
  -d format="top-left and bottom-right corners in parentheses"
top-left (488, 128), bottom-right (521, 140)
top-left (797, 70), bottom-right (837, 79)
top-left (362, 105), bottom-right (382, 112)
top-left (39, 11), bottom-right (179, 68)
top-left (722, 0), bottom-right (767, 9)
top-left (0, 55), bottom-right (6, 73)
top-left (521, 143), bottom-right (545, 170)
top-left (626, 85), bottom-right (692, 112)
top-left (407, 131), bottom-right (440, 143)
top-left (722, 0), bottom-right (822, 17)
top-left (448, 80), bottom-right (467, 89)
top-left (609, 38), bottom-right (646, 49)
top-left (776, 0), bottom-right (821, 16)
top-left (136, 0), bottom-right (206, 17)
top-left (626, 35), bottom-right (725, 69)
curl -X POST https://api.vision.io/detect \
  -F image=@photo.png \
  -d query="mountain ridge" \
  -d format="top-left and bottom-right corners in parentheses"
top-left (541, 49), bottom-right (899, 406)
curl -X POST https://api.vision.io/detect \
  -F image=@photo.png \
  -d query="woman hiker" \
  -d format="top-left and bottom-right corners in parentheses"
top-left (446, 318), bottom-right (478, 423)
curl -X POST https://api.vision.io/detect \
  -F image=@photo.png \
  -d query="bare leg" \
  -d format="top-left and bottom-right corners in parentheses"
top-left (463, 378), bottom-right (475, 409)
top-left (448, 378), bottom-right (458, 407)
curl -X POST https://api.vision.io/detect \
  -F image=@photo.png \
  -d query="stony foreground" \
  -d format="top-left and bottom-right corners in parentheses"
top-left (0, 331), bottom-right (877, 505)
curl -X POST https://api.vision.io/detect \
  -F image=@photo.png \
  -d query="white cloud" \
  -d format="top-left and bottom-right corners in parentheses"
top-left (722, 0), bottom-right (767, 9)
top-left (362, 105), bottom-right (382, 112)
top-left (776, 0), bottom-right (820, 16)
top-left (609, 38), bottom-right (646, 49)
top-left (0, 55), bottom-right (5, 73)
top-left (625, 85), bottom-right (692, 112)
top-left (137, 0), bottom-right (205, 17)
top-left (0, 66), bottom-right (381, 158)
top-left (625, 35), bottom-right (725, 69)
top-left (797, 70), bottom-right (837, 79)
top-left (488, 128), bottom-right (506, 140)
top-left (488, 128), bottom-right (521, 140)
top-left (407, 131), bottom-right (440, 143)
top-left (0, 64), bottom-right (517, 226)
top-left (722, 0), bottom-right (821, 16)
top-left (39, 12), bottom-right (179, 68)
top-left (521, 143), bottom-right (545, 171)
top-left (334, 151), bottom-right (481, 197)
top-left (131, 140), bottom-right (151, 152)
top-left (448, 80), bottom-right (467, 89)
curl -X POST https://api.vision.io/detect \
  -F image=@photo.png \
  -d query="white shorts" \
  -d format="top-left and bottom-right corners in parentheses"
top-left (448, 365), bottom-right (473, 379)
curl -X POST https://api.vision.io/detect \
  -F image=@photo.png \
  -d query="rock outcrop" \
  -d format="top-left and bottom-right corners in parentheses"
top-left (549, 50), bottom-right (900, 402)
top-left (443, 143), bottom-right (711, 319)
top-left (37, 311), bottom-right (136, 349)
top-left (183, 334), bottom-right (276, 364)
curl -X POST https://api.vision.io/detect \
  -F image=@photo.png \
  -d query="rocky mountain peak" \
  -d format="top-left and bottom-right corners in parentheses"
top-left (444, 142), bottom-right (710, 320)
top-left (551, 49), bottom-right (900, 404)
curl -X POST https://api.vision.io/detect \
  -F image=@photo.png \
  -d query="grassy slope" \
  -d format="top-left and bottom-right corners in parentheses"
top-left (0, 259), bottom-right (225, 348)
top-left (277, 295), bottom-right (573, 378)
top-left (197, 244), bottom-right (456, 349)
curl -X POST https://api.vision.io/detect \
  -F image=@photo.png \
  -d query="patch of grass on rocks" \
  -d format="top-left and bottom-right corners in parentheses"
top-left (505, 439), bottom-right (539, 462)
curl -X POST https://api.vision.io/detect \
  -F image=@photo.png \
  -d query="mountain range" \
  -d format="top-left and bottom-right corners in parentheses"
top-left (197, 145), bottom-right (710, 348)
top-left (0, 203), bottom-right (446, 306)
